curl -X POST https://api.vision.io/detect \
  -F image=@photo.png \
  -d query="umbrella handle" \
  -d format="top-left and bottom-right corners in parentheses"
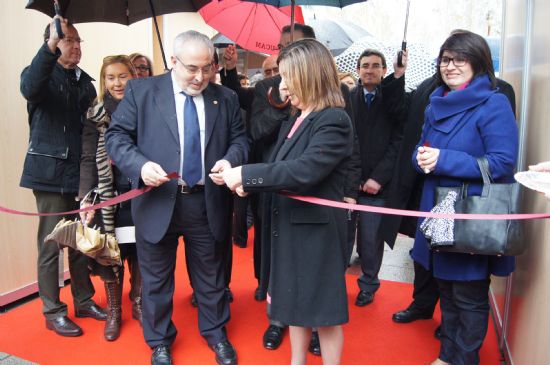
top-left (267, 87), bottom-right (290, 110)
top-left (397, 41), bottom-right (407, 67)
top-left (54, 0), bottom-right (64, 39)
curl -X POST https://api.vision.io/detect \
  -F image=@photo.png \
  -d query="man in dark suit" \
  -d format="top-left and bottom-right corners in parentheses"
top-left (219, 45), bottom-right (282, 303)
top-left (351, 49), bottom-right (404, 307)
top-left (105, 30), bottom-right (247, 365)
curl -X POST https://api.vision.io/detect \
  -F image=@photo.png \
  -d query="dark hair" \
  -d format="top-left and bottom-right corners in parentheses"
top-left (43, 21), bottom-right (74, 42)
top-left (356, 49), bottom-right (387, 69)
top-left (212, 50), bottom-right (219, 66)
top-left (436, 30), bottom-right (496, 88)
top-left (281, 24), bottom-right (316, 39)
top-left (237, 73), bottom-right (248, 81)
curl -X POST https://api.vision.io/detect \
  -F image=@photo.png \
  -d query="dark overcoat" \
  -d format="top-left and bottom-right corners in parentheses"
top-left (242, 108), bottom-right (353, 326)
top-left (20, 43), bottom-right (96, 194)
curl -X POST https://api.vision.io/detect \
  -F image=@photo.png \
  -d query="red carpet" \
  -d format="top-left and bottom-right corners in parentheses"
top-left (0, 230), bottom-right (501, 364)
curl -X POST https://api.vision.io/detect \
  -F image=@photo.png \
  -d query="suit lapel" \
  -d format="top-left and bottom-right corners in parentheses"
top-left (202, 84), bottom-right (219, 147)
top-left (268, 116), bottom-right (293, 162)
top-left (152, 73), bottom-right (179, 144)
top-left (274, 112), bottom-right (318, 162)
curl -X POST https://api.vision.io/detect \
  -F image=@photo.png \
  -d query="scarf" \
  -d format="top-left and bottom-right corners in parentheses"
top-left (86, 94), bottom-right (120, 234)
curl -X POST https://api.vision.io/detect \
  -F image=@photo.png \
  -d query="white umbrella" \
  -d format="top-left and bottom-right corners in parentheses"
top-left (335, 36), bottom-right (437, 90)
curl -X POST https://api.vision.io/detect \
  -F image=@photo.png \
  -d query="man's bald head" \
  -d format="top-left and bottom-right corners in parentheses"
top-left (262, 55), bottom-right (279, 78)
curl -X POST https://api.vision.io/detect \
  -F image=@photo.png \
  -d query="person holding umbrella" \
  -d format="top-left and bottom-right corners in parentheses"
top-left (19, 15), bottom-right (106, 337)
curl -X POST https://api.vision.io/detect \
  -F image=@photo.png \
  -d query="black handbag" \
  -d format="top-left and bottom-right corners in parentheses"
top-left (426, 157), bottom-right (524, 256)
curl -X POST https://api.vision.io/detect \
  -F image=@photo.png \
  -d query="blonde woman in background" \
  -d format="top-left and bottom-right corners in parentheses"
top-left (338, 71), bottom-right (357, 89)
top-left (79, 55), bottom-right (142, 341)
top-left (129, 52), bottom-right (154, 78)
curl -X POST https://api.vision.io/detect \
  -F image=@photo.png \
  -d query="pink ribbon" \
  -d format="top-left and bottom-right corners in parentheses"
top-left (284, 193), bottom-right (550, 220)
top-left (2, 173), bottom-right (549, 220)
top-left (0, 173), bottom-right (179, 217)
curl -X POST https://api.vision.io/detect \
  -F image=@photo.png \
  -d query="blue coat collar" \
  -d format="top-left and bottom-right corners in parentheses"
top-left (428, 74), bottom-right (496, 121)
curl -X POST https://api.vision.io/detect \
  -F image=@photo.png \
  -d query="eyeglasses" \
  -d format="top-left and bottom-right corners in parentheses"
top-left (359, 63), bottom-right (383, 70)
top-left (439, 55), bottom-right (468, 67)
top-left (61, 37), bottom-right (83, 45)
top-left (175, 56), bottom-right (213, 75)
top-left (135, 65), bottom-right (151, 72)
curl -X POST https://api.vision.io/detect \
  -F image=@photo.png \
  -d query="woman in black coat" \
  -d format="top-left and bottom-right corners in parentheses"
top-left (221, 39), bottom-right (353, 365)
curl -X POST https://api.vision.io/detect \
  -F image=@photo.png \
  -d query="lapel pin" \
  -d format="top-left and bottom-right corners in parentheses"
top-left (213, 100), bottom-right (218, 105)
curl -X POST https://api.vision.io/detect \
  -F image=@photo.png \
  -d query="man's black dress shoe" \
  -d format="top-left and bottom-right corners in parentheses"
top-left (434, 325), bottom-right (442, 340)
top-left (75, 303), bottom-right (107, 321)
top-left (392, 306), bottom-right (433, 323)
top-left (263, 324), bottom-right (284, 350)
top-left (254, 287), bottom-right (266, 301)
top-left (308, 331), bottom-right (321, 356)
top-left (211, 340), bottom-right (237, 365)
top-left (45, 316), bottom-right (83, 337)
top-left (355, 291), bottom-right (375, 307)
top-left (151, 345), bottom-right (172, 365)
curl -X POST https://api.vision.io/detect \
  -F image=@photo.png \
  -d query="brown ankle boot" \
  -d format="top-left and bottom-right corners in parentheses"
top-left (104, 281), bottom-right (122, 341)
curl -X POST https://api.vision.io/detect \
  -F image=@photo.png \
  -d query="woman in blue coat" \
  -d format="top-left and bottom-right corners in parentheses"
top-left (412, 31), bottom-right (518, 365)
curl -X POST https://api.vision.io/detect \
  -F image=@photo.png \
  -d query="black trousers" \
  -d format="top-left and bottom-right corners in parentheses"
top-left (411, 261), bottom-right (440, 312)
top-left (345, 210), bottom-right (358, 265)
top-left (356, 196), bottom-right (385, 294)
top-left (438, 278), bottom-right (491, 365)
top-left (136, 191), bottom-right (230, 348)
top-left (33, 190), bottom-right (95, 320)
top-left (232, 195), bottom-right (249, 245)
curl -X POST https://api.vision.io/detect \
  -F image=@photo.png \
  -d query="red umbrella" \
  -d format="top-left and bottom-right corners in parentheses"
top-left (199, 0), bottom-right (304, 55)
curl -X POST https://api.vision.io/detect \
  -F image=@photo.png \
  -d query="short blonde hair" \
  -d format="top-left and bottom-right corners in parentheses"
top-left (278, 39), bottom-right (344, 111)
top-left (98, 55), bottom-right (136, 102)
top-left (338, 72), bottom-right (356, 83)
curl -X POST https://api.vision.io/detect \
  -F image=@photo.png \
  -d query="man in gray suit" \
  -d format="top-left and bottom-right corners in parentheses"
top-left (105, 30), bottom-right (247, 365)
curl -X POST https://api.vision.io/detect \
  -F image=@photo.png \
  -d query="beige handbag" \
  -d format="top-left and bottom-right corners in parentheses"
top-left (45, 218), bottom-right (122, 266)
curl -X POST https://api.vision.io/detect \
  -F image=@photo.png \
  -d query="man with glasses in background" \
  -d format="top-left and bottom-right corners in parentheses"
top-left (106, 30), bottom-right (247, 365)
top-left (20, 16), bottom-right (105, 338)
top-left (350, 49), bottom-right (404, 308)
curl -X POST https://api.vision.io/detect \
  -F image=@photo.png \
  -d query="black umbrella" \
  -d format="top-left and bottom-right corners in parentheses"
top-left (25, 0), bottom-right (210, 69)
